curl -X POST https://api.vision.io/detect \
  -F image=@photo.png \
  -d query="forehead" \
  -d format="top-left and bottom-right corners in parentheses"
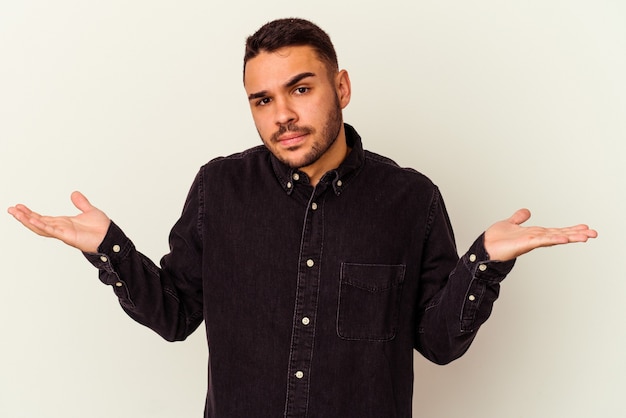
top-left (244, 45), bottom-right (329, 90)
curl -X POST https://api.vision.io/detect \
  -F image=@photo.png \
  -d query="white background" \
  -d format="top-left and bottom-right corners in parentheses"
top-left (1, 1), bottom-right (624, 417)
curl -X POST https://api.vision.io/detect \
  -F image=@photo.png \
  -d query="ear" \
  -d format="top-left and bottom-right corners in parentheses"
top-left (335, 69), bottom-right (351, 109)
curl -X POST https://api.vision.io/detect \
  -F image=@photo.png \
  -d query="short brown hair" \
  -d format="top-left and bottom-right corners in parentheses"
top-left (243, 18), bottom-right (338, 78)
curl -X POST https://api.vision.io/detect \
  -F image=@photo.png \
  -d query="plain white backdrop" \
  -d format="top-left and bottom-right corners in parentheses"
top-left (1, 1), bottom-right (624, 417)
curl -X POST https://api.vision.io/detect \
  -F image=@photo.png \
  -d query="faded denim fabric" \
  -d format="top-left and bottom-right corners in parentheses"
top-left (84, 124), bottom-right (515, 417)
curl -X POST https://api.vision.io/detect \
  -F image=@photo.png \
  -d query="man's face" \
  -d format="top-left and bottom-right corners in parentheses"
top-left (244, 45), bottom-right (351, 172)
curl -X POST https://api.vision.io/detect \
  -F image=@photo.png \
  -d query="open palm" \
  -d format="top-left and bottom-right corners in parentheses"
top-left (7, 191), bottom-right (111, 253)
top-left (484, 208), bottom-right (598, 261)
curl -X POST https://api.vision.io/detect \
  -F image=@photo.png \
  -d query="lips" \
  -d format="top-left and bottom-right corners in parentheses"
top-left (277, 132), bottom-right (308, 148)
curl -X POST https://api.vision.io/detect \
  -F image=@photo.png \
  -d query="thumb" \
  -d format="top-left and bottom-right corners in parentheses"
top-left (70, 191), bottom-right (94, 213)
top-left (508, 208), bottom-right (531, 225)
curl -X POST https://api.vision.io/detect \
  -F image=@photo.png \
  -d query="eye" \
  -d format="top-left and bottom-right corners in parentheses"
top-left (256, 97), bottom-right (271, 107)
top-left (294, 86), bottom-right (309, 95)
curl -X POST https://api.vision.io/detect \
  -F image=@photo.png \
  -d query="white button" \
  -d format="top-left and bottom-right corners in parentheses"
top-left (468, 295), bottom-right (476, 301)
top-left (295, 371), bottom-right (304, 379)
top-left (306, 259), bottom-right (314, 267)
top-left (302, 317), bottom-right (310, 325)
top-left (115, 282), bottom-right (123, 287)
top-left (112, 245), bottom-right (121, 253)
top-left (336, 180), bottom-right (343, 187)
top-left (100, 256), bottom-right (108, 262)
top-left (479, 264), bottom-right (487, 272)
top-left (286, 182), bottom-right (292, 189)
top-left (469, 254), bottom-right (477, 262)
top-left (292, 173), bottom-right (300, 181)
top-left (311, 202), bottom-right (318, 210)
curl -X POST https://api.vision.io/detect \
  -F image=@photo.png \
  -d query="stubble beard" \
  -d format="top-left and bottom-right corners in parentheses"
top-left (263, 96), bottom-right (343, 169)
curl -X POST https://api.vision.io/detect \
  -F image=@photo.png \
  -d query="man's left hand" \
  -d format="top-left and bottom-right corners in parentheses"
top-left (484, 208), bottom-right (598, 261)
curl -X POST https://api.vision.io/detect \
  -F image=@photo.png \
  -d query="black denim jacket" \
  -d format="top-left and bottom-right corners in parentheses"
top-left (85, 124), bottom-right (514, 417)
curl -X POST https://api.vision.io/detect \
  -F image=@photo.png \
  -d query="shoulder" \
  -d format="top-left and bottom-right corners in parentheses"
top-left (363, 149), bottom-right (436, 190)
top-left (205, 145), bottom-right (268, 165)
top-left (198, 145), bottom-right (270, 174)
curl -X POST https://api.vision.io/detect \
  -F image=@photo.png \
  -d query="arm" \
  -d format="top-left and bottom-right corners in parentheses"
top-left (8, 183), bottom-right (205, 341)
top-left (414, 193), bottom-right (597, 364)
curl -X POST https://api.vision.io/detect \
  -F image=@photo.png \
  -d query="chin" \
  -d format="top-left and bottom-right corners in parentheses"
top-left (278, 152), bottom-right (315, 169)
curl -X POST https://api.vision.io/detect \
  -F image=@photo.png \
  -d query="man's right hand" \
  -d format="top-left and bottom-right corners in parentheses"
top-left (7, 191), bottom-right (111, 253)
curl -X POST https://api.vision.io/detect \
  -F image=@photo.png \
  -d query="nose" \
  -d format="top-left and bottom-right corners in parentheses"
top-left (274, 97), bottom-right (298, 126)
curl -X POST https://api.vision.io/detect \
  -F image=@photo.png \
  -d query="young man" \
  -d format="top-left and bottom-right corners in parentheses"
top-left (8, 18), bottom-right (597, 417)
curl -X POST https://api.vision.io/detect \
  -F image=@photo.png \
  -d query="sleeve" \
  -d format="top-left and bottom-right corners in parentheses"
top-left (414, 187), bottom-right (515, 364)
top-left (82, 169), bottom-right (205, 342)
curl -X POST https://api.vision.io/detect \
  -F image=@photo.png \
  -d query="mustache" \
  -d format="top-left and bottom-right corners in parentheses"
top-left (271, 124), bottom-right (313, 142)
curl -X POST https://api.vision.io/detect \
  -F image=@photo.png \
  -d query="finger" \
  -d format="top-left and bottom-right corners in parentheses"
top-left (7, 205), bottom-right (20, 217)
top-left (508, 208), bottom-right (531, 225)
top-left (544, 225), bottom-right (598, 237)
top-left (8, 206), bottom-right (53, 237)
top-left (9, 204), bottom-right (33, 217)
top-left (70, 191), bottom-right (93, 213)
top-left (8, 204), bottom-right (38, 223)
top-left (537, 227), bottom-right (598, 244)
top-left (564, 224), bottom-right (598, 237)
top-left (565, 230), bottom-right (598, 241)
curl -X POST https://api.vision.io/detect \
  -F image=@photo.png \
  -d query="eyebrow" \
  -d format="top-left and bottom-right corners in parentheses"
top-left (247, 72), bottom-right (317, 101)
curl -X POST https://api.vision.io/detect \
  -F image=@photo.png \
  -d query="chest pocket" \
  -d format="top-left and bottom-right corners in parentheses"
top-left (337, 263), bottom-right (406, 341)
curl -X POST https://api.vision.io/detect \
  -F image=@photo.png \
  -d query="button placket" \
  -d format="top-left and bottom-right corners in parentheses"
top-left (284, 190), bottom-right (324, 417)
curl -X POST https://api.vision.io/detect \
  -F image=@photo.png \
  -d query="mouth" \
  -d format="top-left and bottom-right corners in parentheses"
top-left (277, 132), bottom-right (308, 148)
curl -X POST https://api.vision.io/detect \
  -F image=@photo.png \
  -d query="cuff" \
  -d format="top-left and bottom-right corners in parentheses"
top-left (462, 233), bottom-right (516, 283)
top-left (82, 221), bottom-right (134, 278)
